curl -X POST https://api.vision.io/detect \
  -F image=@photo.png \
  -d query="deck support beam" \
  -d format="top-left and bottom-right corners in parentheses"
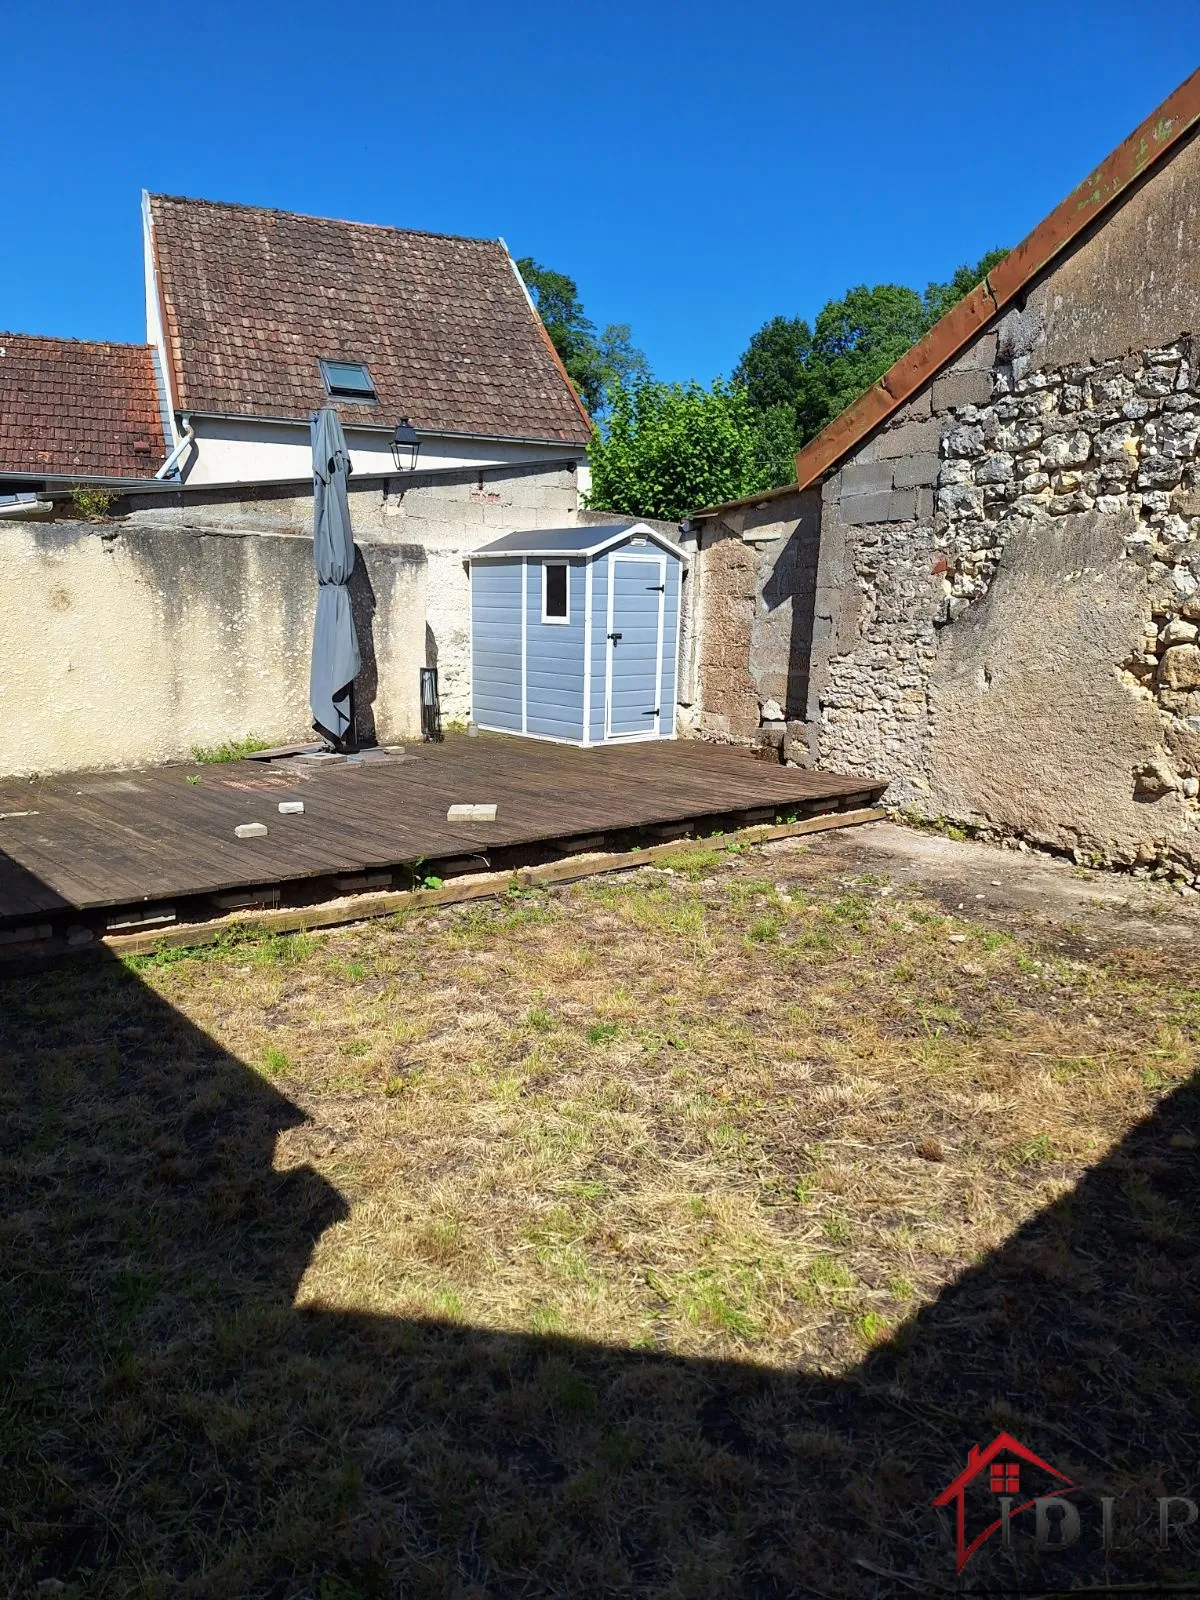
top-left (93, 806), bottom-right (885, 962)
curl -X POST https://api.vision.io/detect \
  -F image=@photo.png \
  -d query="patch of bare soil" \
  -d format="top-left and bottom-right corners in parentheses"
top-left (798, 818), bottom-right (1200, 958)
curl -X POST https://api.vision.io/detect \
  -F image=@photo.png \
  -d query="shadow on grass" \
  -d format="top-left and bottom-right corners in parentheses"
top-left (3, 952), bottom-right (1200, 1598)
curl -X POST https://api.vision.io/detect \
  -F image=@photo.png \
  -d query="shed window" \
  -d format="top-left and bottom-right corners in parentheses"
top-left (319, 359), bottom-right (377, 402)
top-left (542, 562), bottom-right (569, 623)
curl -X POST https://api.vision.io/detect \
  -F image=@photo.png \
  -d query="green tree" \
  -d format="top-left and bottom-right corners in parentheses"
top-left (735, 285), bottom-right (925, 447)
top-left (733, 313), bottom-right (814, 420)
top-left (597, 322), bottom-right (652, 398)
top-left (923, 247), bottom-right (1009, 326)
top-left (516, 257), bottom-right (604, 412)
top-left (587, 379), bottom-right (795, 521)
top-left (516, 260), bottom-right (651, 417)
top-left (735, 249), bottom-right (1010, 450)
top-left (808, 283), bottom-right (928, 433)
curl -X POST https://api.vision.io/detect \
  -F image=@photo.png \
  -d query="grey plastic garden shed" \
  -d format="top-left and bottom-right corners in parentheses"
top-left (469, 522), bottom-right (686, 746)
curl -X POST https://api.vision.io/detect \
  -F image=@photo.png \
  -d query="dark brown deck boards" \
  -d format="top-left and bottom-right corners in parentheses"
top-left (0, 736), bottom-right (885, 923)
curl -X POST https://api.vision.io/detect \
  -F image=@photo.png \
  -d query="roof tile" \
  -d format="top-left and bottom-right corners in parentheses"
top-left (0, 334), bottom-right (167, 478)
top-left (147, 195), bottom-right (592, 445)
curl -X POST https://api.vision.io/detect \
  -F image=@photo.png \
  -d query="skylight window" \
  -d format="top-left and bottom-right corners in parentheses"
top-left (319, 359), bottom-right (377, 402)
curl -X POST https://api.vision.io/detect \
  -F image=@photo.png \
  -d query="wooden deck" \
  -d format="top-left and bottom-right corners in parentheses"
top-left (0, 736), bottom-right (885, 931)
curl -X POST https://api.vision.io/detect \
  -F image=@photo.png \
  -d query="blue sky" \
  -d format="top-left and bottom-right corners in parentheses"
top-left (3, 2), bottom-right (1197, 385)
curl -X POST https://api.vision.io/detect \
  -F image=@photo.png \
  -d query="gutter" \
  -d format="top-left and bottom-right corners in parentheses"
top-left (164, 409), bottom-right (591, 450)
top-left (0, 454), bottom-right (584, 500)
top-left (689, 482), bottom-right (805, 521)
top-left (0, 493), bottom-right (53, 519)
top-left (154, 412), bottom-right (194, 480)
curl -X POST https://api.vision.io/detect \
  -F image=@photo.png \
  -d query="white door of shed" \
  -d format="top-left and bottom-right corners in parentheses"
top-left (604, 553), bottom-right (665, 740)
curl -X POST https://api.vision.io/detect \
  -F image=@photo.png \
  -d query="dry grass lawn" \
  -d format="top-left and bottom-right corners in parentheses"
top-left (4, 828), bottom-right (1200, 1596)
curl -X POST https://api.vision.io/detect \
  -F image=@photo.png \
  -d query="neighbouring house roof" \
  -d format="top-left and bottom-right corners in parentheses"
top-left (693, 65), bottom-right (1200, 519)
top-left (0, 334), bottom-right (168, 479)
top-left (146, 194), bottom-right (594, 446)
top-left (471, 522), bottom-right (687, 560)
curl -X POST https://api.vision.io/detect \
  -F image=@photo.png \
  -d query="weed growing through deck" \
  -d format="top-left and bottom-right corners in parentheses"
top-left (4, 838), bottom-right (1200, 1596)
top-left (405, 856), bottom-right (445, 890)
top-left (190, 734), bottom-right (276, 764)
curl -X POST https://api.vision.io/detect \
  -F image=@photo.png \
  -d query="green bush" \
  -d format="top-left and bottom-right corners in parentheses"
top-left (70, 484), bottom-right (115, 520)
top-left (586, 379), bottom-right (794, 521)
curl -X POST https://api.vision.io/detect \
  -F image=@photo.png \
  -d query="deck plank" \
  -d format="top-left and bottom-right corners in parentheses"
top-left (0, 736), bottom-right (886, 922)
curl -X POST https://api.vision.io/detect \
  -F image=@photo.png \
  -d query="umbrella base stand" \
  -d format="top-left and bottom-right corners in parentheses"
top-left (314, 685), bottom-right (359, 755)
top-left (420, 667), bottom-right (443, 742)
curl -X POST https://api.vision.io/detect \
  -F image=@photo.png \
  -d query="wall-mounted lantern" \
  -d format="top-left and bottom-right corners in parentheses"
top-left (391, 418), bottom-right (421, 474)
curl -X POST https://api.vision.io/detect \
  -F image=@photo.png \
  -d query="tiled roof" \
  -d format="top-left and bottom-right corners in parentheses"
top-left (0, 334), bottom-right (167, 479)
top-left (147, 194), bottom-right (593, 445)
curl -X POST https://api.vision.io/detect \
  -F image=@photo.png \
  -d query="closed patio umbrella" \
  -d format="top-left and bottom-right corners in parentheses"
top-left (310, 407), bottom-right (361, 750)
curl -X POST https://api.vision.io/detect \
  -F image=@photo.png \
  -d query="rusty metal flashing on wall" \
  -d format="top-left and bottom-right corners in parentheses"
top-left (790, 66), bottom-right (1200, 494)
top-left (692, 65), bottom-right (1200, 522)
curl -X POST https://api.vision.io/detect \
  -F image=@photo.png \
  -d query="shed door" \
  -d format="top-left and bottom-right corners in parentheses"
top-left (605, 552), bottom-right (666, 740)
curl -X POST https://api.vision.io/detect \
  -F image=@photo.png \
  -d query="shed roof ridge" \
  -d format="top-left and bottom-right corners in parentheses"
top-left (472, 521), bottom-right (688, 562)
top-left (147, 192), bottom-right (504, 250)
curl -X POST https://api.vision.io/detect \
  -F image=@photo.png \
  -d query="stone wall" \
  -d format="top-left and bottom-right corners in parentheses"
top-left (690, 529), bottom-right (759, 740)
top-left (810, 323), bottom-right (1200, 875)
top-left (695, 127), bottom-right (1200, 879)
top-left (689, 489), bottom-right (827, 759)
top-left (0, 520), bottom-right (426, 777)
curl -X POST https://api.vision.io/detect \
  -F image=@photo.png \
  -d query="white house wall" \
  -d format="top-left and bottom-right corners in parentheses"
top-left (181, 416), bottom-right (587, 487)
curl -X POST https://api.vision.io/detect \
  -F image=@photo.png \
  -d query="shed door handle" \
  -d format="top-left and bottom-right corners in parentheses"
top-left (648, 584), bottom-right (665, 592)
top-left (608, 631), bottom-right (622, 644)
